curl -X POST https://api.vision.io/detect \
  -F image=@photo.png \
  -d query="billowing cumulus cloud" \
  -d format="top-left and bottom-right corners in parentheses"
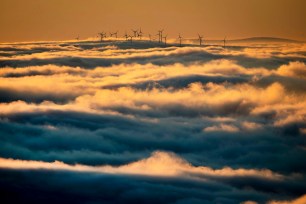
top-left (0, 40), bottom-right (306, 203)
top-left (276, 61), bottom-right (306, 79)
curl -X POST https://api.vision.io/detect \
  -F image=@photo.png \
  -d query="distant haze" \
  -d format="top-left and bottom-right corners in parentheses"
top-left (0, 0), bottom-right (305, 42)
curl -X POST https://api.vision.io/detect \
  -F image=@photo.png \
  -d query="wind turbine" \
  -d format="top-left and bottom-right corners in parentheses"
top-left (132, 29), bottom-right (138, 38)
top-left (198, 34), bottom-right (204, 46)
top-left (75, 35), bottom-right (79, 41)
top-left (123, 31), bottom-right (129, 41)
top-left (110, 31), bottom-right (119, 38)
top-left (158, 29), bottom-right (164, 43)
top-left (138, 28), bottom-right (143, 40)
top-left (178, 34), bottom-right (183, 46)
top-left (223, 36), bottom-right (226, 48)
top-left (163, 34), bottom-right (168, 45)
top-left (98, 32), bottom-right (106, 42)
top-left (156, 32), bottom-right (161, 43)
top-left (128, 35), bottom-right (133, 43)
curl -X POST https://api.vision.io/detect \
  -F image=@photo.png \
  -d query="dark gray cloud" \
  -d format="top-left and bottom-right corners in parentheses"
top-left (0, 169), bottom-right (266, 204)
top-left (0, 167), bottom-right (305, 204)
top-left (0, 88), bottom-right (77, 103)
top-left (254, 74), bottom-right (306, 93)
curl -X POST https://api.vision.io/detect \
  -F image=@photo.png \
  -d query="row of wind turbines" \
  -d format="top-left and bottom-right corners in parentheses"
top-left (76, 28), bottom-right (227, 48)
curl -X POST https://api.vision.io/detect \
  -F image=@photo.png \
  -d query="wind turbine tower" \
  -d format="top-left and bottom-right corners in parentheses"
top-left (163, 34), bottom-right (168, 45)
top-left (198, 34), bottom-right (203, 46)
top-left (178, 34), bottom-right (183, 46)
top-left (157, 31), bottom-right (161, 43)
top-left (157, 29), bottom-right (164, 43)
top-left (138, 28), bottom-right (143, 40)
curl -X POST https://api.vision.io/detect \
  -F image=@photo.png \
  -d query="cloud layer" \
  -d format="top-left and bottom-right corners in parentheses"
top-left (0, 40), bottom-right (306, 203)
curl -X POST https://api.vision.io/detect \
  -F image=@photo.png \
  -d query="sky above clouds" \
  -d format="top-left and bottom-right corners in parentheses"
top-left (0, 0), bottom-right (306, 42)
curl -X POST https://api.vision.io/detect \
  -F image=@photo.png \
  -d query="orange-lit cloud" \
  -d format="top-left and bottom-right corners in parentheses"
top-left (203, 123), bottom-right (239, 132)
top-left (0, 151), bottom-right (284, 180)
top-left (268, 194), bottom-right (306, 204)
top-left (277, 61), bottom-right (306, 79)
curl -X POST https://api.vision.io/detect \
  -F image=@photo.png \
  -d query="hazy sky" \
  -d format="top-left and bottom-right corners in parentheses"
top-left (0, 0), bottom-right (305, 42)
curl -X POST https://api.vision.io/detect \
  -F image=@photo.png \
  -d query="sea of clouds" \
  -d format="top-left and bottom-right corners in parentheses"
top-left (0, 40), bottom-right (305, 203)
